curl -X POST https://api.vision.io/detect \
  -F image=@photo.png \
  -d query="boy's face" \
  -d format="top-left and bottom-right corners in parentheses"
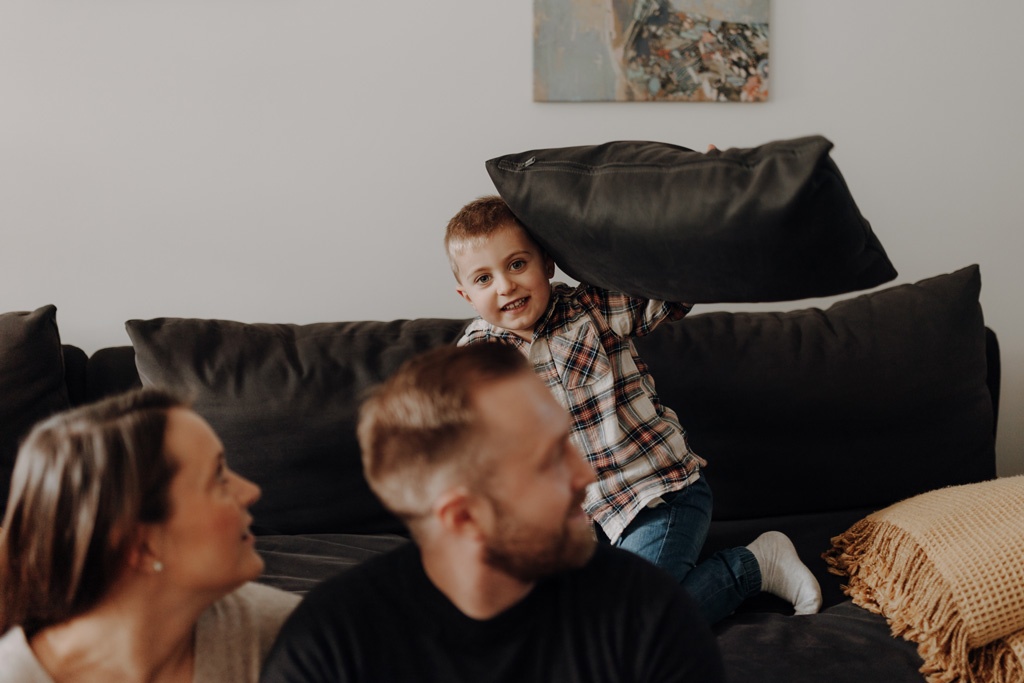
top-left (453, 224), bottom-right (555, 340)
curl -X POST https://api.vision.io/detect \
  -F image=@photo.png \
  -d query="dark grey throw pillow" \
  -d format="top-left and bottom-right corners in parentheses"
top-left (126, 317), bottom-right (469, 535)
top-left (486, 135), bottom-right (897, 303)
top-left (634, 265), bottom-right (994, 520)
top-left (0, 305), bottom-right (71, 512)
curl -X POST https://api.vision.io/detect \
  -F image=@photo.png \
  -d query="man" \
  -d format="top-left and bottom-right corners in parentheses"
top-left (260, 343), bottom-right (724, 683)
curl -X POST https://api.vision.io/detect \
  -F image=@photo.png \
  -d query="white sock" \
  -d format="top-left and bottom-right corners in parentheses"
top-left (747, 531), bottom-right (822, 615)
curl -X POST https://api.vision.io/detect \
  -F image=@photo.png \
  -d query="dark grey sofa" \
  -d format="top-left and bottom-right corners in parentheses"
top-left (0, 264), bottom-right (999, 682)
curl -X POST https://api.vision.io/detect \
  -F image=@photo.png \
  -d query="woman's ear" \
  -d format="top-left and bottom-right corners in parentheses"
top-left (127, 525), bottom-right (164, 575)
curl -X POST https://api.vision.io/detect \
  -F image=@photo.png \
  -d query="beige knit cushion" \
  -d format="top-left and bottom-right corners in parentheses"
top-left (825, 476), bottom-right (1024, 683)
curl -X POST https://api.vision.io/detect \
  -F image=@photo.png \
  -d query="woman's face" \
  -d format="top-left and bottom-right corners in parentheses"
top-left (149, 408), bottom-right (264, 595)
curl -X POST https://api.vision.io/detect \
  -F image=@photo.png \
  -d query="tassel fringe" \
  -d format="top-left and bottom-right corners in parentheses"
top-left (825, 520), bottom-right (1024, 683)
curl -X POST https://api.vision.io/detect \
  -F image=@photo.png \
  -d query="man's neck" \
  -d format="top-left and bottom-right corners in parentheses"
top-left (420, 545), bottom-right (535, 620)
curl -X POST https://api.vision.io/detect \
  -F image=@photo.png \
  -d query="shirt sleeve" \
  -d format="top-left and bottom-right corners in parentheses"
top-left (581, 285), bottom-right (692, 338)
top-left (458, 318), bottom-right (490, 347)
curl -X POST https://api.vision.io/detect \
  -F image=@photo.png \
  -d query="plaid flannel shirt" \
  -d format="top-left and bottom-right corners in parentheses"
top-left (459, 282), bottom-right (705, 543)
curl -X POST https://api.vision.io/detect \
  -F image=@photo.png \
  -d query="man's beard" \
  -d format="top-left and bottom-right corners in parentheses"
top-left (481, 494), bottom-right (596, 582)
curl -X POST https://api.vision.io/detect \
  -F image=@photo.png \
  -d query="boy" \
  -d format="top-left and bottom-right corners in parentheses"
top-left (444, 195), bottom-right (821, 623)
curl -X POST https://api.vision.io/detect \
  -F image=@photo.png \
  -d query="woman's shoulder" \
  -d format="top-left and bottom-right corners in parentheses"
top-left (227, 581), bottom-right (302, 615)
top-left (193, 582), bottom-right (301, 682)
top-left (201, 582), bottom-right (301, 637)
top-left (0, 627), bottom-right (54, 682)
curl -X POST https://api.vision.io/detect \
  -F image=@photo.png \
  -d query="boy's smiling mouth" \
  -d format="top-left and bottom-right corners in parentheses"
top-left (502, 297), bottom-right (529, 312)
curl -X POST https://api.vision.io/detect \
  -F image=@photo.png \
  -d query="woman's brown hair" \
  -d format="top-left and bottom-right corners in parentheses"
top-left (0, 387), bottom-right (185, 635)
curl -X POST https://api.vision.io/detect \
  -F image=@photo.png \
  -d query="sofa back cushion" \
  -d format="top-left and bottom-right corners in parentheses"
top-left (0, 305), bottom-right (72, 512)
top-left (634, 265), bottom-right (995, 520)
top-left (126, 317), bottom-right (470, 535)
top-left (121, 265), bottom-right (993, 538)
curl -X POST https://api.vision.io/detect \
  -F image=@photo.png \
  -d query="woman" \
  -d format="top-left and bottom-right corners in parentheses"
top-left (0, 388), bottom-right (300, 682)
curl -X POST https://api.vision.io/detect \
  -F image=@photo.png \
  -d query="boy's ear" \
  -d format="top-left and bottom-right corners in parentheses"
top-left (455, 285), bottom-right (473, 306)
top-left (544, 255), bottom-right (555, 279)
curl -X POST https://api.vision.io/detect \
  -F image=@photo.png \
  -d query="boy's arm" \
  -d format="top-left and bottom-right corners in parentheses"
top-left (636, 299), bottom-right (692, 336)
top-left (583, 285), bottom-right (692, 338)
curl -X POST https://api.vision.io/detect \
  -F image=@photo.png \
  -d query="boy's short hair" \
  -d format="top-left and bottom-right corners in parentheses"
top-left (444, 195), bottom-right (536, 280)
top-left (357, 343), bottom-right (530, 536)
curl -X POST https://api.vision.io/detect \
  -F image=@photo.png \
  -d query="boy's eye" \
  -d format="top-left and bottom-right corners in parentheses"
top-left (475, 273), bottom-right (492, 285)
top-left (509, 259), bottom-right (526, 271)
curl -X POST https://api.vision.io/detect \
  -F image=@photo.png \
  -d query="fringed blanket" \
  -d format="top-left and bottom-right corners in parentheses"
top-left (824, 476), bottom-right (1024, 683)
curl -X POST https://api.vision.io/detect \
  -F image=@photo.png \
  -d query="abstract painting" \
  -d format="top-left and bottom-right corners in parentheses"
top-left (535, 0), bottom-right (769, 102)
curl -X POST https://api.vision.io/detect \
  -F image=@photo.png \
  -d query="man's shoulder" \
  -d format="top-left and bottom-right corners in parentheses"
top-left (541, 545), bottom-right (722, 681)
top-left (582, 543), bottom-right (679, 585)
top-left (294, 542), bottom-right (419, 614)
top-left (540, 543), bottom-right (684, 608)
top-left (573, 544), bottom-right (707, 618)
top-left (319, 540), bottom-right (416, 584)
top-left (259, 544), bottom-right (423, 682)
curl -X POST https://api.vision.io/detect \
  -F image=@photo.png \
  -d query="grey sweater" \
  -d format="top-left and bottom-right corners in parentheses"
top-left (0, 582), bottom-right (300, 682)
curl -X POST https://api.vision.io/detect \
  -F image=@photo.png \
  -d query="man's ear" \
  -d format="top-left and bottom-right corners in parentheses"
top-left (433, 486), bottom-right (489, 540)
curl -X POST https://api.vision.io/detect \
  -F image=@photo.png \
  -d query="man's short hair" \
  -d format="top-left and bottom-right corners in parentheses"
top-left (444, 195), bottom-right (535, 281)
top-left (357, 343), bottom-right (529, 532)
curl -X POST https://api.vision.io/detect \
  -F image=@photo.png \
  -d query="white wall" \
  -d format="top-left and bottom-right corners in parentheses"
top-left (2, 1), bottom-right (1022, 475)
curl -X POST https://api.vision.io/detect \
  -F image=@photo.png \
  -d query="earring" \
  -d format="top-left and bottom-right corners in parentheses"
top-left (153, 560), bottom-right (164, 572)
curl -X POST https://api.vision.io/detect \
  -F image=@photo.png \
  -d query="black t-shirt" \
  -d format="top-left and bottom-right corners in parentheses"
top-left (259, 543), bottom-right (724, 683)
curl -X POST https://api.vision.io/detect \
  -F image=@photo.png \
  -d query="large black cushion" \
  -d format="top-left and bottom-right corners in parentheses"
top-left (486, 135), bottom-right (897, 303)
top-left (126, 317), bottom-right (469, 535)
top-left (0, 305), bottom-right (72, 512)
top-left (634, 265), bottom-right (995, 521)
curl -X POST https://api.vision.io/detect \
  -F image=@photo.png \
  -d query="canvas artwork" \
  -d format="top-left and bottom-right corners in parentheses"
top-left (535, 0), bottom-right (769, 102)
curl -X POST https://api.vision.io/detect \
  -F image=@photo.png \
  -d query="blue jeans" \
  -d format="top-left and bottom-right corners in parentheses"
top-left (612, 476), bottom-right (761, 624)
